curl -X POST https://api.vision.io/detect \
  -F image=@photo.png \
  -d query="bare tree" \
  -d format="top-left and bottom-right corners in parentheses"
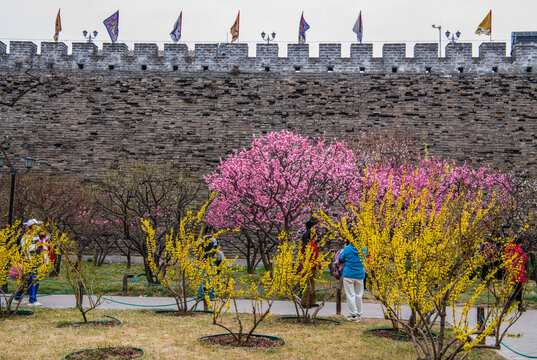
top-left (93, 162), bottom-right (202, 283)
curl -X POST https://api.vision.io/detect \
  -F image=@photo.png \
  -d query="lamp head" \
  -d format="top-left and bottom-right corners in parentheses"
top-left (24, 156), bottom-right (36, 170)
top-left (93, 31), bottom-right (98, 37)
top-left (83, 30), bottom-right (88, 37)
top-left (445, 30), bottom-right (451, 38)
top-left (271, 31), bottom-right (276, 39)
top-left (261, 31), bottom-right (266, 39)
top-left (456, 31), bottom-right (461, 38)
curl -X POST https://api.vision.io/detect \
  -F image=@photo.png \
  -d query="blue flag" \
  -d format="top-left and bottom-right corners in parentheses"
top-left (103, 10), bottom-right (119, 43)
top-left (298, 12), bottom-right (309, 44)
top-left (170, 12), bottom-right (182, 42)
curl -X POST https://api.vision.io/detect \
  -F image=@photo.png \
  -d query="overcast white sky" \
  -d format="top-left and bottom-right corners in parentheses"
top-left (1, 0), bottom-right (536, 56)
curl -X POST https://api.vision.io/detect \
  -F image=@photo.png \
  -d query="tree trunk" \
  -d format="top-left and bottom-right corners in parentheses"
top-left (127, 248), bottom-right (131, 270)
top-left (49, 252), bottom-right (62, 277)
top-left (260, 251), bottom-right (273, 272)
top-left (530, 253), bottom-right (536, 282)
top-left (144, 262), bottom-right (155, 284)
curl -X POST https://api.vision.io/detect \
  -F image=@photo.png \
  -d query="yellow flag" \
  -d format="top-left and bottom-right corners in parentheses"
top-left (475, 10), bottom-right (491, 36)
top-left (53, 9), bottom-right (62, 42)
top-left (230, 11), bottom-right (240, 42)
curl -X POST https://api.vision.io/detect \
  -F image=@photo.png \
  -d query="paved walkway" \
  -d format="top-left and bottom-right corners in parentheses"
top-left (14, 294), bottom-right (537, 360)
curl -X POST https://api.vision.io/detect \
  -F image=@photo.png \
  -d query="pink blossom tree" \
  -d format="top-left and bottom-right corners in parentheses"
top-left (205, 130), bottom-right (360, 272)
top-left (206, 130), bottom-right (515, 273)
top-left (350, 157), bottom-right (515, 211)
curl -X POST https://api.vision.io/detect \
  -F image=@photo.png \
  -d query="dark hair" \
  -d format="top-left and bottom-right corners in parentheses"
top-left (305, 217), bottom-right (318, 230)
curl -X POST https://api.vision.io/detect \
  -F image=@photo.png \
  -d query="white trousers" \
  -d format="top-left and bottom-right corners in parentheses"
top-left (343, 277), bottom-right (364, 317)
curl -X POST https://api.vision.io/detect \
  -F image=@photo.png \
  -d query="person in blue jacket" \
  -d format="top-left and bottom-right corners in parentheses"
top-left (339, 242), bottom-right (367, 322)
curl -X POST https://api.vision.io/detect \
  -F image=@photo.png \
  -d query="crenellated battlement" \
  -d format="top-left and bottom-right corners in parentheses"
top-left (1, 40), bottom-right (537, 74)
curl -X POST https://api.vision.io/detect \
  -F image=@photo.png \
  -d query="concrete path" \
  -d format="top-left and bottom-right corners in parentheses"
top-left (13, 294), bottom-right (537, 360)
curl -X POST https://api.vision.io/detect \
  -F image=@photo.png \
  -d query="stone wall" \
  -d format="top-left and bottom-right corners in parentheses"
top-left (1, 68), bottom-right (536, 178)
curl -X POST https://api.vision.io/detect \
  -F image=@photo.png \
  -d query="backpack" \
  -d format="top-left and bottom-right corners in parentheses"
top-left (331, 248), bottom-right (345, 280)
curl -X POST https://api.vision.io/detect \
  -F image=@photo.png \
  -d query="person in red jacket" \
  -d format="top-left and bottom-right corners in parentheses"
top-left (504, 242), bottom-right (529, 312)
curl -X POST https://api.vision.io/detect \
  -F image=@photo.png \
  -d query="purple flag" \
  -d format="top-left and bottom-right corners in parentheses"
top-left (103, 10), bottom-right (119, 43)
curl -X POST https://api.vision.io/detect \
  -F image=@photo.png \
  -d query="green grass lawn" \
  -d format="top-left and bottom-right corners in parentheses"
top-left (0, 308), bottom-right (504, 360)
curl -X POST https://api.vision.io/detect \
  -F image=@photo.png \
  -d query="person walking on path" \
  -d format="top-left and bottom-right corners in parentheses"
top-left (14, 219), bottom-right (46, 307)
top-left (339, 242), bottom-right (367, 322)
top-left (300, 218), bottom-right (320, 308)
top-left (198, 225), bottom-right (221, 299)
top-left (505, 242), bottom-right (529, 312)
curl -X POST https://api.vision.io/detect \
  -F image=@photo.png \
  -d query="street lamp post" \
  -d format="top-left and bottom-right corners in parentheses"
top-left (0, 144), bottom-right (36, 226)
top-left (261, 31), bottom-right (276, 44)
top-left (0, 142), bottom-right (35, 293)
top-left (445, 30), bottom-right (461, 44)
top-left (83, 30), bottom-right (98, 43)
top-left (432, 24), bottom-right (442, 57)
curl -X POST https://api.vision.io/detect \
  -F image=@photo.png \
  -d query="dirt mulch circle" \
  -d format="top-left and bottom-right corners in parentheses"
top-left (199, 333), bottom-right (286, 349)
top-left (64, 346), bottom-right (144, 359)
top-left (276, 316), bottom-right (341, 326)
top-left (153, 309), bottom-right (212, 317)
top-left (59, 315), bottom-right (122, 328)
top-left (366, 327), bottom-right (438, 342)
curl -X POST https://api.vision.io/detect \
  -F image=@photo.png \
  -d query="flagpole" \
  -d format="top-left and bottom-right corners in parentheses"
top-left (490, 10), bottom-right (492, 43)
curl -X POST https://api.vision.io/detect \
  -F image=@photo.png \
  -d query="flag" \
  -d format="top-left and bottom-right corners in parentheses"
top-left (352, 11), bottom-right (363, 43)
top-left (298, 12), bottom-right (310, 44)
top-left (475, 10), bottom-right (492, 36)
top-left (230, 11), bottom-right (240, 42)
top-left (170, 12), bottom-right (182, 42)
top-left (103, 10), bottom-right (119, 43)
top-left (53, 9), bottom-right (62, 42)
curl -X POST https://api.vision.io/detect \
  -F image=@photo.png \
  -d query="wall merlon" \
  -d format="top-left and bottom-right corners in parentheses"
top-left (319, 43), bottom-right (341, 62)
top-left (414, 43), bottom-right (438, 60)
top-left (72, 42), bottom-right (98, 59)
top-left (41, 42), bottom-right (68, 58)
top-left (382, 43), bottom-right (406, 61)
top-left (350, 44), bottom-right (373, 61)
top-left (195, 44), bottom-right (218, 63)
top-left (134, 43), bottom-right (159, 57)
top-left (222, 43), bottom-right (248, 60)
top-left (445, 43), bottom-right (472, 60)
top-left (10, 41), bottom-right (37, 58)
top-left (255, 44), bottom-right (278, 63)
top-left (479, 42), bottom-right (506, 58)
top-left (288, 44), bottom-right (309, 64)
top-left (103, 43), bottom-right (129, 57)
top-left (512, 44), bottom-right (537, 67)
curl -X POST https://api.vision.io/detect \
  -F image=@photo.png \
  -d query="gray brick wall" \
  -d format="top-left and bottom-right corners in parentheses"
top-left (1, 71), bottom-right (537, 179)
